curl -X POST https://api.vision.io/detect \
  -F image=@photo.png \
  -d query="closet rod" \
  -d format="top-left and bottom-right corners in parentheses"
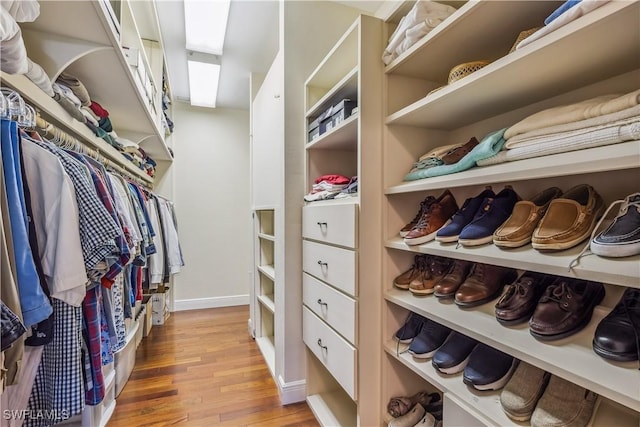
top-left (34, 115), bottom-right (153, 190)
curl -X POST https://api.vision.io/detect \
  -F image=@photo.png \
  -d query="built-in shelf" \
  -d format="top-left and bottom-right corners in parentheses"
top-left (256, 336), bottom-right (275, 377)
top-left (1, 72), bottom-right (154, 184)
top-left (385, 141), bottom-right (640, 194)
top-left (306, 391), bottom-right (357, 427)
top-left (385, 237), bottom-right (640, 288)
top-left (257, 294), bottom-right (275, 314)
top-left (385, 1), bottom-right (639, 129)
top-left (385, 288), bottom-right (640, 412)
top-left (306, 67), bottom-right (358, 119)
top-left (258, 233), bottom-right (275, 242)
top-left (306, 114), bottom-right (358, 151)
top-left (257, 265), bottom-right (275, 281)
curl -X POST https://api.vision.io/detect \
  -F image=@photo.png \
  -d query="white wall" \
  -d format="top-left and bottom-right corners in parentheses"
top-left (171, 102), bottom-right (251, 310)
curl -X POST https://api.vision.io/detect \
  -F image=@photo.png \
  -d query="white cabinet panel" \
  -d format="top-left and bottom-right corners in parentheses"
top-left (303, 202), bottom-right (357, 248)
top-left (303, 273), bottom-right (356, 344)
top-left (303, 240), bottom-right (357, 297)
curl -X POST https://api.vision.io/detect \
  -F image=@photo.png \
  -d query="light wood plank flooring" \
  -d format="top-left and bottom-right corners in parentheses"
top-left (108, 306), bottom-right (319, 426)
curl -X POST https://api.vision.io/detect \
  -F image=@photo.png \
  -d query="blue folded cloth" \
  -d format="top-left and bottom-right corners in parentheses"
top-left (544, 0), bottom-right (581, 25)
top-left (404, 128), bottom-right (507, 181)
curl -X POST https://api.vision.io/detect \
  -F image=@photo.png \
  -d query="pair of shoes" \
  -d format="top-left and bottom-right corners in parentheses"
top-left (494, 271), bottom-right (555, 324)
top-left (394, 311), bottom-right (427, 344)
top-left (432, 331), bottom-right (478, 374)
top-left (593, 287), bottom-right (640, 362)
top-left (393, 255), bottom-right (453, 295)
top-left (436, 186), bottom-right (520, 246)
top-left (462, 344), bottom-right (517, 391)
top-left (454, 263), bottom-right (518, 308)
top-left (531, 184), bottom-right (604, 251)
top-left (394, 255), bottom-right (428, 290)
top-left (402, 190), bottom-right (459, 245)
top-left (433, 259), bottom-right (474, 298)
top-left (501, 362), bottom-right (597, 425)
top-left (529, 278), bottom-right (605, 341)
top-left (408, 318), bottom-right (452, 359)
top-left (388, 402), bottom-right (442, 427)
top-left (493, 186), bottom-right (563, 248)
top-left (387, 391), bottom-right (442, 419)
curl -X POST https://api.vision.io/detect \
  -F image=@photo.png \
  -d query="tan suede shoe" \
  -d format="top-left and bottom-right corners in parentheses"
top-left (493, 187), bottom-right (562, 248)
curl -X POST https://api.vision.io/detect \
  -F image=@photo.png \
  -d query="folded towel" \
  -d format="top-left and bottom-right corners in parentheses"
top-left (54, 82), bottom-right (82, 107)
top-left (478, 120), bottom-right (639, 167)
top-left (57, 72), bottom-right (91, 107)
top-left (544, 0), bottom-right (582, 25)
top-left (25, 58), bottom-right (53, 97)
top-left (505, 89), bottom-right (640, 140)
top-left (506, 104), bottom-right (640, 149)
top-left (0, 8), bottom-right (28, 74)
top-left (404, 128), bottom-right (506, 181)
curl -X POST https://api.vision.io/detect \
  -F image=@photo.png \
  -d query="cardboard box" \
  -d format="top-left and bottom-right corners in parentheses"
top-left (151, 289), bottom-right (170, 325)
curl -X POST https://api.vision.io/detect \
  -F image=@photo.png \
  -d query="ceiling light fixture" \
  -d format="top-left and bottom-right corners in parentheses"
top-left (187, 60), bottom-right (221, 108)
top-left (184, 0), bottom-right (231, 56)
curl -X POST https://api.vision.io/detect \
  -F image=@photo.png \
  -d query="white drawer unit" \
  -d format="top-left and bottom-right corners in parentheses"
top-left (303, 306), bottom-right (357, 400)
top-left (303, 203), bottom-right (357, 248)
top-left (303, 240), bottom-right (357, 297)
top-left (303, 273), bottom-right (357, 344)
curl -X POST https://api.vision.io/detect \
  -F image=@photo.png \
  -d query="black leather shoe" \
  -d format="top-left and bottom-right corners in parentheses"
top-left (593, 287), bottom-right (640, 362)
top-left (432, 332), bottom-right (478, 374)
top-left (463, 344), bottom-right (517, 391)
top-left (495, 272), bottom-right (554, 325)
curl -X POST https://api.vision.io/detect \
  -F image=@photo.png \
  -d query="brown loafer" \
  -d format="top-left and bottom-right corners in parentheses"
top-left (434, 259), bottom-right (473, 298)
top-left (493, 187), bottom-right (562, 248)
top-left (455, 263), bottom-right (518, 308)
top-left (440, 137), bottom-right (479, 165)
top-left (532, 184), bottom-right (604, 251)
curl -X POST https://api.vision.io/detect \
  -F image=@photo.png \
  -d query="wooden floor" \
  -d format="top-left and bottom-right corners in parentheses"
top-left (108, 306), bottom-right (319, 427)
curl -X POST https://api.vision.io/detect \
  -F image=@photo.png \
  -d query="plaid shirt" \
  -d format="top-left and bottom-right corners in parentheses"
top-left (29, 138), bottom-right (120, 270)
top-left (82, 285), bottom-right (105, 405)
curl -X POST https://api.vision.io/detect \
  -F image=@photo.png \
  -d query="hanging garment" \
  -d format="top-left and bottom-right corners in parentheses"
top-left (0, 346), bottom-right (44, 427)
top-left (0, 8), bottom-right (28, 74)
top-left (146, 197), bottom-right (165, 286)
top-left (1, 301), bottom-right (26, 352)
top-left (81, 285), bottom-right (105, 405)
top-left (157, 197), bottom-right (184, 275)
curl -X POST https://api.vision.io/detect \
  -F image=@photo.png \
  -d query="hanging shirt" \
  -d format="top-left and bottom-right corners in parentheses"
top-left (146, 197), bottom-right (165, 285)
top-left (157, 197), bottom-right (184, 275)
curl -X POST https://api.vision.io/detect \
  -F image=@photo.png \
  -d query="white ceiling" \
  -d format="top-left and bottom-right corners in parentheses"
top-left (156, 0), bottom-right (384, 111)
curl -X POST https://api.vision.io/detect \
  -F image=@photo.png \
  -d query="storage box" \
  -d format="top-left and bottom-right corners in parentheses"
top-left (308, 117), bottom-right (320, 142)
top-left (151, 289), bottom-right (170, 325)
top-left (331, 99), bottom-right (356, 127)
top-left (142, 295), bottom-right (153, 337)
top-left (319, 107), bottom-right (334, 134)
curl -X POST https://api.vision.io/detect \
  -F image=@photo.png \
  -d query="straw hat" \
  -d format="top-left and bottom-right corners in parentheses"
top-left (447, 60), bottom-right (492, 84)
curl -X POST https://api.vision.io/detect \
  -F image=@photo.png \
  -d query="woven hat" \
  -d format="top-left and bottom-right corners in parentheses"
top-left (509, 27), bottom-right (542, 53)
top-left (448, 60), bottom-right (491, 84)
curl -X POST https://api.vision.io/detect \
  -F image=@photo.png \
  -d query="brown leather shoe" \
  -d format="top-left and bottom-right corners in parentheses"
top-left (410, 256), bottom-right (452, 295)
top-left (531, 184), bottom-right (604, 251)
top-left (400, 195), bottom-right (437, 237)
top-left (404, 190), bottom-right (459, 246)
top-left (434, 259), bottom-right (473, 298)
top-left (455, 263), bottom-right (518, 308)
top-left (394, 255), bottom-right (427, 290)
top-left (441, 137), bottom-right (479, 165)
top-left (494, 187), bottom-right (562, 248)
top-left (529, 278), bottom-right (605, 341)
top-left (494, 272), bottom-right (554, 325)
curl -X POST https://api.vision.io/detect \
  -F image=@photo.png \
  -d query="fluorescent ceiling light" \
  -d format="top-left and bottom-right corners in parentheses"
top-left (187, 60), bottom-right (221, 108)
top-left (184, 0), bottom-right (230, 55)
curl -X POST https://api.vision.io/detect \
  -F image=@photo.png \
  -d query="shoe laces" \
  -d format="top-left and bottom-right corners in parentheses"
top-left (568, 195), bottom-right (639, 270)
top-left (409, 197), bottom-right (435, 225)
top-left (543, 282), bottom-right (573, 306)
top-left (430, 257), bottom-right (450, 276)
top-left (470, 263), bottom-right (485, 281)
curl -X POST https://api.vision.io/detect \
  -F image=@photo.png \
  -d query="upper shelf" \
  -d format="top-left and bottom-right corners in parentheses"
top-left (385, 1), bottom-right (640, 129)
top-left (306, 114), bottom-right (358, 151)
top-left (19, 0), bottom-right (172, 161)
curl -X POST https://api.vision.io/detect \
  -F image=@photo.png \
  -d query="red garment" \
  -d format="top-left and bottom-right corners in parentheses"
top-left (136, 267), bottom-right (143, 301)
top-left (89, 100), bottom-right (109, 118)
top-left (314, 174), bottom-right (350, 185)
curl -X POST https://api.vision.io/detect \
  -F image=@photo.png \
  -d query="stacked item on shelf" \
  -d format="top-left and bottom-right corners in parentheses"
top-left (386, 390), bottom-right (442, 427)
top-left (308, 98), bottom-right (357, 142)
top-left (161, 75), bottom-right (173, 137)
top-left (303, 174), bottom-right (352, 202)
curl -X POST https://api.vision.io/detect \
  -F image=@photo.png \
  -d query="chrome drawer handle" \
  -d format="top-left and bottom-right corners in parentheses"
top-left (317, 260), bottom-right (328, 267)
top-left (317, 299), bottom-right (328, 307)
top-left (317, 339), bottom-right (328, 351)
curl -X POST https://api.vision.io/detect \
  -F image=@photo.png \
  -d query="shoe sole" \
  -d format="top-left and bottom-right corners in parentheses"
top-left (434, 291), bottom-right (456, 299)
top-left (495, 311), bottom-right (534, 326)
top-left (399, 230), bottom-right (410, 238)
top-left (409, 287), bottom-right (435, 295)
top-left (532, 206), bottom-right (603, 251)
top-left (590, 240), bottom-right (640, 258)
top-left (455, 286), bottom-right (505, 308)
top-left (530, 286), bottom-right (605, 341)
top-left (404, 220), bottom-right (451, 246)
top-left (410, 348), bottom-right (440, 359)
top-left (463, 358), bottom-right (517, 391)
top-left (501, 407), bottom-right (533, 422)
top-left (493, 236), bottom-right (531, 248)
top-left (395, 337), bottom-right (414, 344)
top-left (458, 234), bottom-right (495, 247)
top-left (592, 341), bottom-right (639, 362)
top-left (435, 234), bottom-right (459, 243)
top-left (394, 282), bottom-right (410, 290)
top-left (432, 354), bottom-right (471, 374)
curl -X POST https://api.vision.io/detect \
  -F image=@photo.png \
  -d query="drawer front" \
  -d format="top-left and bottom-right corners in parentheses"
top-left (303, 273), bottom-right (356, 344)
top-left (303, 203), bottom-right (357, 248)
top-left (303, 240), bottom-right (357, 296)
top-left (303, 307), bottom-right (357, 400)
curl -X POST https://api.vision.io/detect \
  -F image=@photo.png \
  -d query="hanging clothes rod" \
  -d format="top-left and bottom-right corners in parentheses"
top-left (34, 115), bottom-right (153, 189)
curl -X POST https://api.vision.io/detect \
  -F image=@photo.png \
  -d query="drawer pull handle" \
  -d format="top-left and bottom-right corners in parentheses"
top-left (317, 299), bottom-right (328, 307)
top-left (317, 260), bottom-right (328, 267)
top-left (317, 222), bottom-right (327, 227)
top-left (317, 339), bottom-right (328, 351)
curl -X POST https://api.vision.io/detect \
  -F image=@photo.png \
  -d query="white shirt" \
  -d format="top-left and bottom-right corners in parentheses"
top-left (146, 198), bottom-right (165, 285)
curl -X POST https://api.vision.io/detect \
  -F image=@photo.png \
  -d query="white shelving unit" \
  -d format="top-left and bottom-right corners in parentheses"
top-left (380, 1), bottom-right (640, 425)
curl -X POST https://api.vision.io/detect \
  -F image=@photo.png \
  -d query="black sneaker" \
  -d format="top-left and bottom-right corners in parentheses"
top-left (408, 319), bottom-right (451, 359)
top-left (432, 332), bottom-right (478, 374)
top-left (593, 287), bottom-right (640, 362)
top-left (394, 311), bottom-right (426, 344)
top-left (463, 344), bottom-right (517, 391)
top-left (590, 192), bottom-right (640, 257)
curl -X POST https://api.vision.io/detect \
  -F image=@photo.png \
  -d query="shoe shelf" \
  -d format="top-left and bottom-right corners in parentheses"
top-left (306, 391), bottom-right (357, 427)
top-left (385, 140), bottom-right (640, 195)
top-left (257, 264), bottom-right (276, 281)
top-left (306, 113), bottom-right (358, 151)
top-left (385, 237), bottom-right (640, 288)
top-left (385, 1), bottom-right (639, 129)
top-left (258, 232), bottom-right (275, 242)
top-left (385, 288), bottom-right (640, 412)
top-left (257, 294), bottom-right (275, 314)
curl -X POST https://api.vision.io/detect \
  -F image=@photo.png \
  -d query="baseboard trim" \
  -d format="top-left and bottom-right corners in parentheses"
top-left (174, 295), bottom-right (250, 311)
top-left (278, 376), bottom-right (306, 405)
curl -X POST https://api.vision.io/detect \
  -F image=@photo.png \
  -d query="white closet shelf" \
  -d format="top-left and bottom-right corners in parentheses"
top-left (385, 141), bottom-right (640, 194)
top-left (304, 198), bottom-right (359, 207)
top-left (385, 237), bottom-right (640, 288)
top-left (258, 233), bottom-right (275, 242)
top-left (383, 340), bottom-right (640, 427)
top-left (306, 114), bottom-right (358, 151)
top-left (257, 265), bottom-right (275, 281)
top-left (386, 1), bottom-right (639, 129)
top-left (1, 72), bottom-right (153, 184)
top-left (306, 391), bottom-right (357, 427)
top-left (306, 67), bottom-right (358, 119)
top-left (256, 336), bottom-right (275, 377)
top-left (257, 294), bottom-right (275, 314)
top-left (385, 289), bottom-right (640, 412)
